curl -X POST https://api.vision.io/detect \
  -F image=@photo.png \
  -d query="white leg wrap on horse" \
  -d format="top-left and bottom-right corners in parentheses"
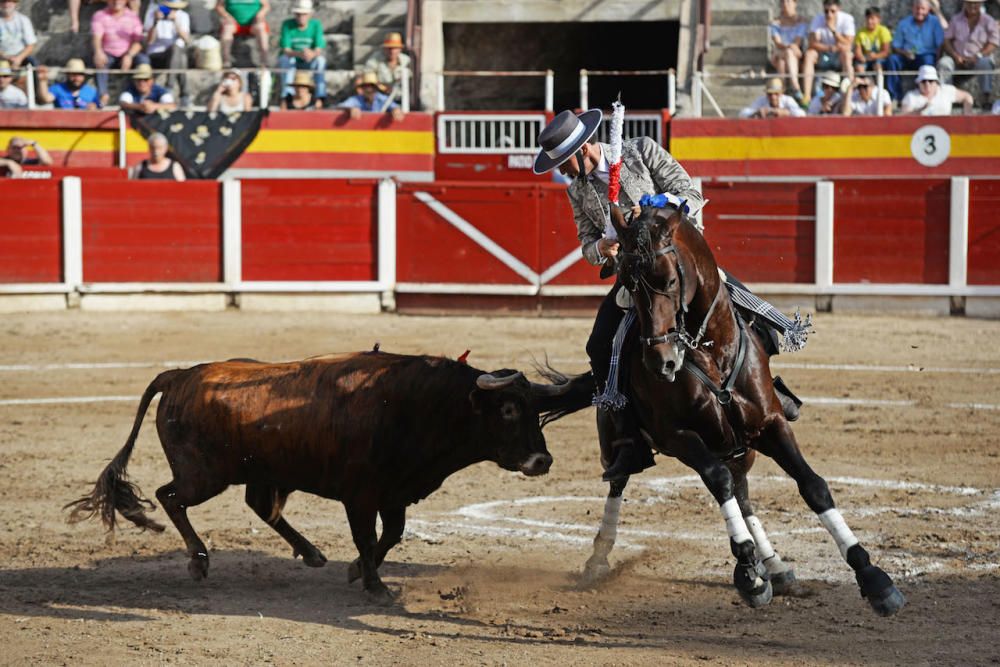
top-left (818, 508), bottom-right (859, 559)
top-left (599, 496), bottom-right (623, 541)
top-left (746, 515), bottom-right (788, 574)
top-left (720, 498), bottom-right (753, 545)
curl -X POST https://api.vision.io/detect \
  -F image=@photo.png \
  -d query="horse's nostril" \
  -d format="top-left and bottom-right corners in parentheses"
top-left (666, 360), bottom-right (675, 371)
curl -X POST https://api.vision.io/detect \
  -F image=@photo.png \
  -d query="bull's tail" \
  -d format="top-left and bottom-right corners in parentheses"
top-left (64, 369), bottom-right (185, 532)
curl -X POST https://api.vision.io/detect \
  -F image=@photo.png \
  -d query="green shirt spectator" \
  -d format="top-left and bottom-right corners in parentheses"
top-left (280, 16), bottom-right (324, 52)
top-left (225, 0), bottom-right (261, 26)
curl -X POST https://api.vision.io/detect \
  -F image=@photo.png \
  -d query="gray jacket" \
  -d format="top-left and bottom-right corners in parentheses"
top-left (568, 137), bottom-right (703, 265)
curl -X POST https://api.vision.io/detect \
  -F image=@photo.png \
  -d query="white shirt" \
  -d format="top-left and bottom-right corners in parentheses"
top-left (0, 82), bottom-right (27, 109)
top-left (143, 5), bottom-right (190, 54)
top-left (808, 10), bottom-right (856, 46)
top-left (808, 92), bottom-right (843, 115)
top-left (739, 94), bottom-right (806, 118)
top-left (901, 84), bottom-right (958, 115)
top-left (0, 11), bottom-right (36, 58)
top-left (847, 87), bottom-right (892, 115)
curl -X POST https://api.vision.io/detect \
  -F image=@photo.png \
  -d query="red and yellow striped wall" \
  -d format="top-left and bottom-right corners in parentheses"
top-left (671, 116), bottom-right (1000, 177)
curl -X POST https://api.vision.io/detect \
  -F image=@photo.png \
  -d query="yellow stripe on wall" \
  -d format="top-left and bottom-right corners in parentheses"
top-left (0, 129), bottom-right (118, 152)
top-left (673, 133), bottom-right (1000, 160)
top-left (245, 129), bottom-right (435, 154)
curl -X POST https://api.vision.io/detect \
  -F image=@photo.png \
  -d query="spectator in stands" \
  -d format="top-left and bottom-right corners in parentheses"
top-left (92, 0), bottom-right (144, 106)
top-left (208, 69), bottom-right (253, 112)
top-left (841, 73), bottom-right (893, 115)
top-left (808, 71), bottom-right (845, 114)
top-left (739, 76), bottom-right (806, 117)
top-left (854, 7), bottom-right (892, 72)
top-left (69, 0), bottom-right (139, 34)
top-left (886, 0), bottom-right (945, 101)
top-left (338, 70), bottom-right (403, 120)
top-left (0, 59), bottom-right (26, 108)
top-left (0, 0), bottom-right (37, 70)
top-left (39, 58), bottom-right (100, 109)
top-left (281, 69), bottom-right (322, 109)
top-left (143, 0), bottom-right (191, 107)
top-left (119, 62), bottom-right (176, 113)
top-left (939, 0), bottom-right (998, 108)
top-left (802, 0), bottom-right (855, 106)
top-left (279, 0), bottom-right (326, 106)
top-left (217, 0), bottom-right (270, 69)
top-left (364, 32), bottom-right (411, 104)
top-left (992, 98), bottom-right (1000, 113)
top-left (4, 135), bottom-right (53, 166)
top-left (131, 132), bottom-right (185, 180)
top-left (901, 64), bottom-right (974, 114)
top-left (769, 0), bottom-right (809, 104)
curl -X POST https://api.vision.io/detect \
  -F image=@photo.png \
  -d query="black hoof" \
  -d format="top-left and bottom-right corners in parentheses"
top-left (738, 579), bottom-right (773, 608)
top-left (365, 583), bottom-right (395, 605)
top-left (734, 560), bottom-right (772, 608)
top-left (769, 568), bottom-right (799, 596)
top-left (187, 555), bottom-right (209, 581)
top-left (867, 584), bottom-right (907, 617)
top-left (347, 558), bottom-right (362, 583)
top-left (296, 549), bottom-right (327, 568)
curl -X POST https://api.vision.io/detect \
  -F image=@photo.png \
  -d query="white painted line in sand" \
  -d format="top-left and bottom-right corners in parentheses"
top-left (0, 360), bottom-right (205, 372)
top-left (0, 395), bottom-right (140, 406)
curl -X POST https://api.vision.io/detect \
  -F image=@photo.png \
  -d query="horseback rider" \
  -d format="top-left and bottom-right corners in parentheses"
top-left (534, 109), bottom-right (802, 482)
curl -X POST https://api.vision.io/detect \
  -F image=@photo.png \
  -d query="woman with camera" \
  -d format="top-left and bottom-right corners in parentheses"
top-left (207, 69), bottom-right (253, 113)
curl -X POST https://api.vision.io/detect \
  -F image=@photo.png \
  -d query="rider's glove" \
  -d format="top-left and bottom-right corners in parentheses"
top-left (639, 192), bottom-right (689, 214)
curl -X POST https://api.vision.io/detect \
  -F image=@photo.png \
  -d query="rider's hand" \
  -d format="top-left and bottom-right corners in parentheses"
top-left (598, 238), bottom-right (620, 258)
top-left (630, 204), bottom-right (641, 217)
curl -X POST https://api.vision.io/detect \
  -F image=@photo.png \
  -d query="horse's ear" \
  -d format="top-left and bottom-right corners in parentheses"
top-left (610, 204), bottom-right (627, 235)
top-left (654, 209), bottom-right (682, 234)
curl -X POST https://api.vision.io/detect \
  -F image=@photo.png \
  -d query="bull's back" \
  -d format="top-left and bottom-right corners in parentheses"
top-left (154, 353), bottom-right (470, 497)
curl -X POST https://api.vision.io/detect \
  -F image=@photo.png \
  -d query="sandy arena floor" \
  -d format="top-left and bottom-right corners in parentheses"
top-left (1, 310), bottom-right (998, 666)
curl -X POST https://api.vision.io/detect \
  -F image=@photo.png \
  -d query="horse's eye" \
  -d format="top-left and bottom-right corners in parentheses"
top-left (668, 278), bottom-right (677, 288)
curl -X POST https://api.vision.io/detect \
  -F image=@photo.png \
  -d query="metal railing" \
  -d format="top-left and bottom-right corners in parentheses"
top-left (436, 70), bottom-right (554, 112)
top-left (594, 112), bottom-right (665, 146)
top-left (436, 113), bottom-right (547, 154)
top-left (579, 69), bottom-right (676, 116)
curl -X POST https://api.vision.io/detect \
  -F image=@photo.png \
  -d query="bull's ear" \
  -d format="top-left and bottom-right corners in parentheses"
top-left (468, 389), bottom-right (484, 413)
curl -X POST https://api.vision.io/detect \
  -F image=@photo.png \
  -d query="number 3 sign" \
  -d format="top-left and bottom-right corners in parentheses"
top-left (910, 125), bottom-right (951, 167)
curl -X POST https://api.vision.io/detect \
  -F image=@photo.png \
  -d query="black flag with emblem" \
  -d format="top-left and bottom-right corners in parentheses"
top-left (130, 110), bottom-right (267, 179)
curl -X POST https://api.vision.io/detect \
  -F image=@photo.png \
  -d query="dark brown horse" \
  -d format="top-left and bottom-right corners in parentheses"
top-left (581, 205), bottom-right (905, 616)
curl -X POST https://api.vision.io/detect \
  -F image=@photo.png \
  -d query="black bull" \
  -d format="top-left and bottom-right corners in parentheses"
top-left (66, 351), bottom-right (592, 601)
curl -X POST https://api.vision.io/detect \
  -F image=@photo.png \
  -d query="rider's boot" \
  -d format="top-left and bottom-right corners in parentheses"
top-left (598, 407), bottom-right (655, 482)
top-left (772, 376), bottom-right (803, 422)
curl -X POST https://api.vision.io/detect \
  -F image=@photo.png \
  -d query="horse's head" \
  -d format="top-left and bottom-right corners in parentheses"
top-left (612, 205), bottom-right (694, 382)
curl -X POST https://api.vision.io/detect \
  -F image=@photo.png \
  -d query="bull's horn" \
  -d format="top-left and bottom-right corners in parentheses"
top-left (528, 380), bottom-right (573, 397)
top-left (476, 371), bottom-right (524, 390)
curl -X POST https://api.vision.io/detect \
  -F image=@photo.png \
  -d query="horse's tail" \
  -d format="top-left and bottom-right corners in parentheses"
top-left (64, 369), bottom-right (185, 532)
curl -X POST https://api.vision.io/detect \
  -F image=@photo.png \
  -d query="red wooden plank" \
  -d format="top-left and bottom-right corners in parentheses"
top-left (537, 184), bottom-right (607, 287)
top-left (968, 179), bottom-right (1000, 286)
top-left (82, 181), bottom-right (222, 282)
top-left (833, 179), bottom-right (949, 284)
top-left (241, 179), bottom-right (377, 281)
top-left (0, 180), bottom-right (62, 282)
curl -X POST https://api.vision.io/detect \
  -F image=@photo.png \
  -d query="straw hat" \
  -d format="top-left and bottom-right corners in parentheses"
top-left (0, 60), bottom-right (12, 76)
top-left (764, 77), bottom-right (784, 94)
top-left (163, 0), bottom-right (188, 8)
top-left (132, 63), bottom-right (154, 80)
top-left (819, 72), bottom-right (841, 89)
top-left (382, 32), bottom-right (404, 48)
top-left (64, 58), bottom-right (87, 75)
top-left (292, 70), bottom-right (315, 89)
top-left (291, 0), bottom-right (313, 13)
top-left (356, 70), bottom-right (386, 92)
top-left (916, 65), bottom-right (939, 83)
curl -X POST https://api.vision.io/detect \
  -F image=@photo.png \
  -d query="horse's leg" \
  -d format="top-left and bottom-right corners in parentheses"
top-left (758, 420), bottom-right (906, 616)
top-left (729, 454), bottom-right (797, 595)
top-left (582, 477), bottom-right (628, 583)
top-left (673, 435), bottom-right (772, 607)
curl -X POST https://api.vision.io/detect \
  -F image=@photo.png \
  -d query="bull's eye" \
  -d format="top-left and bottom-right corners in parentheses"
top-left (500, 402), bottom-right (521, 421)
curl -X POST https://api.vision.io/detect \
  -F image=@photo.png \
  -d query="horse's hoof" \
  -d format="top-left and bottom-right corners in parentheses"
top-left (581, 557), bottom-right (610, 585)
top-left (867, 584), bottom-right (906, 617)
top-left (738, 578), bottom-right (773, 608)
top-left (347, 558), bottom-right (362, 583)
top-left (365, 583), bottom-right (395, 606)
top-left (187, 555), bottom-right (209, 581)
top-left (769, 568), bottom-right (798, 596)
top-left (298, 549), bottom-right (327, 568)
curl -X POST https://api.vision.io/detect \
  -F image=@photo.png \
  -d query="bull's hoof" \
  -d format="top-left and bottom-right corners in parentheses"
top-left (365, 582), bottom-right (395, 606)
top-left (347, 558), bottom-right (362, 584)
top-left (769, 567), bottom-right (799, 596)
top-left (187, 555), bottom-right (209, 581)
top-left (856, 565), bottom-right (905, 616)
top-left (294, 548), bottom-right (327, 568)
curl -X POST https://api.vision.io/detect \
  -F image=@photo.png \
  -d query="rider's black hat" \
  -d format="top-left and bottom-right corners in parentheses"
top-left (532, 109), bottom-right (603, 175)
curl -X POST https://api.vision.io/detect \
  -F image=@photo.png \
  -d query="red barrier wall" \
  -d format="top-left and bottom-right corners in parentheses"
top-left (968, 179), bottom-right (1000, 286)
top-left (396, 182), bottom-right (605, 288)
top-left (240, 179), bottom-right (378, 281)
top-left (703, 181), bottom-right (816, 283)
top-left (0, 180), bottom-right (62, 282)
top-left (833, 179), bottom-right (950, 284)
top-left (82, 181), bottom-right (222, 282)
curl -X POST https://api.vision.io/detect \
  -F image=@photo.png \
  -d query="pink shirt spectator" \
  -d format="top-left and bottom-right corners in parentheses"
top-left (945, 9), bottom-right (1000, 59)
top-left (91, 7), bottom-right (143, 58)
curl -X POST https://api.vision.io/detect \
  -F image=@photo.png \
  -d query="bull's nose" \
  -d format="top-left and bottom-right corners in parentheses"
top-left (519, 452), bottom-right (553, 476)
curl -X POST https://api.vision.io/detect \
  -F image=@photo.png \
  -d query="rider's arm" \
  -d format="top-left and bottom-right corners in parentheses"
top-left (636, 137), bottom-right (705, 216)
top-left (569, 184), bottom-right (608, 266)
